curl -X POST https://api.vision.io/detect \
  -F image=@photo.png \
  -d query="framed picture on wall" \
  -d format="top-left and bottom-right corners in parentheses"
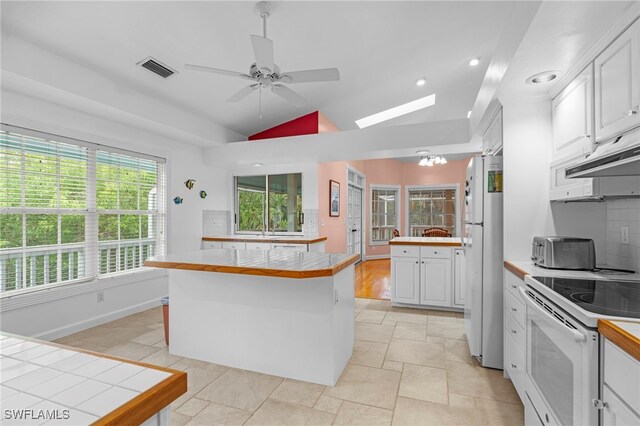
top-left (329, 180), bottom-right (340, 217)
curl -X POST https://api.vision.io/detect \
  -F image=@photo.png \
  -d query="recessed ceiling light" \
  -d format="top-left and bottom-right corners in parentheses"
top-left (415, 78), bottom-right (426, 87)
top-left (416, 150), bottom-right (430, 155)
top-left (252, 162), bottom-right (263, 167)
top-left (526, 71), bottom-right (560, 85)
top-left (469, 57), bottom-right (480, 67)
top-left (355, 94), bottom-right (436, 129)
top-left (467, 110), bottom-right (472, 118)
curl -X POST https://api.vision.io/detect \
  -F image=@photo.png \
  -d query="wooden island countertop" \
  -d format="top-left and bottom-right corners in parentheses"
top-left (145, 249), bottom-right (359, 279)
top-left (389, 237), bottom-right (462, 247)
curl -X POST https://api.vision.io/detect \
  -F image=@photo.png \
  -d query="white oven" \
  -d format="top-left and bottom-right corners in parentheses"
top-left (519, 286), bottom-right (599, 426)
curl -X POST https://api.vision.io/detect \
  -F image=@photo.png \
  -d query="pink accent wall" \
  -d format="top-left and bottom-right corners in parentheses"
top-left (318, 157), bottom-right (471, 256)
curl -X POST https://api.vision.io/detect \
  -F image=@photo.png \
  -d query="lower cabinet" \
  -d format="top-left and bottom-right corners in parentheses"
top-left (202, 240), bottom-right (323, 252)
top-left (391, 245), bottom-right (463, 309)
top-left (453, 249), bottom-right (465, 307)
top-left (391, 257), bottom-right (420, 304)
top-left (420, 258), bottom-right (451, 307)
top-left (602, 385), bottom-right (640, 426)
top-left (602, 338), bottom-right (640, 424)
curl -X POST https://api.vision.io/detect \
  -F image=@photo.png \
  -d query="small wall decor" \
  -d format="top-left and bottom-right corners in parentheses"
top-left (329, 180), bottom-right (340, 217)
top-left (184, 179), bottom-right (196, 190)
top-left (173, 196), bottom-right (184, 205)
top-left (199, 190), bottom-right (207, 199)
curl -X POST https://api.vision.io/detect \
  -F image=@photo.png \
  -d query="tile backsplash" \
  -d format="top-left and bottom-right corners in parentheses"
top-left (606, 199), bottom-right (640, 272)
top-left (203, 210), bottom-right (230, 236)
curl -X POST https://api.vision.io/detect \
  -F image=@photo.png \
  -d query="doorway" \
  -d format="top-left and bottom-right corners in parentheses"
top-left (346, 167), bottom-right (365, 263)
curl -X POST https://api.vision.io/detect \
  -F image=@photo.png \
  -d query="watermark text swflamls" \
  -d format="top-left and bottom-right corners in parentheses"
top-left (4, 409), bottom-right (71, 421)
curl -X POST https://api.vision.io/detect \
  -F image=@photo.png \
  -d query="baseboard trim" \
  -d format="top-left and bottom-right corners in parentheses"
top-left (365, 255), bottom-right (390, 260)
top-left (34, 299), bottom-right (161, 341)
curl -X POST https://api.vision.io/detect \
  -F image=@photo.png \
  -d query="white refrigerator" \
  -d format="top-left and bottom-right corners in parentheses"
top-left (463, 155), bottom-right (503, 369)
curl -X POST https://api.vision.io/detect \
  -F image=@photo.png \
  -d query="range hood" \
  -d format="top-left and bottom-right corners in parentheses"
top-left (566, 128), bottom-right (640, 178)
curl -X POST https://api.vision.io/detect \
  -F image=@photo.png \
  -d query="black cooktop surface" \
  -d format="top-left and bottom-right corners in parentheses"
top-left (531, 276), bottom-right (640, 318)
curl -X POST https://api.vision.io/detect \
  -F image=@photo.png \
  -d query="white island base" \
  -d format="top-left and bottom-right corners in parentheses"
top-left (167, 266), bottom-right (355, 386)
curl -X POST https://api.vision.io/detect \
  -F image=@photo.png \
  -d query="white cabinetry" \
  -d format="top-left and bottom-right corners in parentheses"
top-left (601, 338), bottom-right (640, 424)
top-left (504, 270), bottom-right (528, 403)
top-left (594, 19), bottom-right (640, 141)
top-left (483, 108), bottom-right (503, 155)
top-left (391, 245), bottom-right (461, 310)
top-left (420, 256), bottom-right (451, 307)
top-left (453, 249), bottom-right (465, 307)
top-left (271, 243), bottom-right (307, 252)
top-left (552, 65), bottom-right (593, 160)
top-left (391, 257), bottom-right (420, 305)
top-left (549, 154), bottom-right (594, 201)
top-left (202, 241), bottom-right (223, 249)
top-left (222, 241), bottom-right (246, 250)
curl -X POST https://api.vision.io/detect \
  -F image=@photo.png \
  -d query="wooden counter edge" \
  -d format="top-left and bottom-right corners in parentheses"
top-left (598, 319), bottom-right (640, 362)
top-left (144, 254), bottom-right (359, 279)
top-left (202, 236), bottom-right (328, 244)
top-left (503, 261), bottom-right (528, 280)
top-left (388, 241), bottom-right (462, 247)
top-left (1, 333), bottom-right (188, 426)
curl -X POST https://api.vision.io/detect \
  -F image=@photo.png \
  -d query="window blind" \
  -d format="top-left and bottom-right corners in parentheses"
top-left (0, 126), bottom-right (166, 294)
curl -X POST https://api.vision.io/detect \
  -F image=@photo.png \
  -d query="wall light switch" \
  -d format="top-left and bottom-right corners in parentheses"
top-left (621, 225), bottom-right (629, 244)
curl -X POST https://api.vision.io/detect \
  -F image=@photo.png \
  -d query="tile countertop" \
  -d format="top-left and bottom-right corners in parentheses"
top-left (202, 235), bottom-right (327, 244)
top-left (389, 237), bottom-right (462, 247)
top-left (145, 249), bottom-right (359, 279)
top-left (0, 332), bottom-right (186, 425)
top-left (598, 320), bottom-right (640, 362)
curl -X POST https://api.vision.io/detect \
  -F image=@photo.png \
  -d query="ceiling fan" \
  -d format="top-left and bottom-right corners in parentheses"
top-left (185, 1), bottom-right (340, 110)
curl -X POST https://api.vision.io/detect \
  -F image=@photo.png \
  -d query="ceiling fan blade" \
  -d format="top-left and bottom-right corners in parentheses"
top-left (271, 84), bottom-right (306, 107)
top-left (226, 84), bottom-right (259, 103)
top-left (185, 64), bottom-right (251, 79)
top-left (250, 35), bottom-right (274, 73)
top-left (280, 68), bottom-right (340, 84)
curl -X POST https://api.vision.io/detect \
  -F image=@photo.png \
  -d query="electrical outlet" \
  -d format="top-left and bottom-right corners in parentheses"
top-left (97, 291), bottom-right (104, 303)
top-left (621, 226), bottom-right (629, 244)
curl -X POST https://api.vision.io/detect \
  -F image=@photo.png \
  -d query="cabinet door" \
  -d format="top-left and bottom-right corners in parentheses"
top-left (595, 19), bottom-right (640, 141)
top-left (483, 109), bottom-right (503, 154)
top-left (420, 258), bottom-right (451, 307)
top-left (202, 241), bottom-right (223, 249)
top-left (453, 249), bottom-right (465, 307)
top-left (603, 385), bottom-right (640, 426)
top-left (222, 242), bottom-right (246, 250)
top-left (552, 65), bottom-right (593, 159)
top-left (271, 243), bottom-right (307, 252)
top-left (391, 257), bottom-right (420, 304)
top-left (549, 154), bottom-right (593, 201)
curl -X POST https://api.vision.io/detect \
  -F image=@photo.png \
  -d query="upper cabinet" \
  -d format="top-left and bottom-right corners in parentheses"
top-left (594, 19), bottom-right (640, 142)
top-left (482, 108), bottom-right (503, 155)
top-left (552, 65), bottom-right (593, 160)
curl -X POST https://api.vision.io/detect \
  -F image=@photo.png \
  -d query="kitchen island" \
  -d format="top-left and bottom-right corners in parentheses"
top-left (388, 237), bottom-right (465, 308)
top-left (145, 249), bottom-right (358, 386)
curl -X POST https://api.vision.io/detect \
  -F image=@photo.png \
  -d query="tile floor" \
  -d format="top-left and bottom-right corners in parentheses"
top-left (55, 299), bottom-right (523, 425)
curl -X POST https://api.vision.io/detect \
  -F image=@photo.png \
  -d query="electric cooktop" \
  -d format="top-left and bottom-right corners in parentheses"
top-left (532, 276), bottom-right (640, 319)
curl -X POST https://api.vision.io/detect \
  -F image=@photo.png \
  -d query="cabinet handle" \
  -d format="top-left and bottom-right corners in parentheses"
top-left (627, 106), bottom-right (639, 116)
top-left (415, 261), bottom-right (419, 264)
top-left (511, 307), bottom-right (517, 312)
top-left (422, 261), bottom-right (425, 264)
top-left (510, 329), bottom-right (517, 334)
top-left (511, 284), bottom-right (517, 289)
top-left (510, 363), bottom-right (517, 369)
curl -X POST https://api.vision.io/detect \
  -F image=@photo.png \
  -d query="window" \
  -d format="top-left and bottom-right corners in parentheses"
top-left (235, 173), bottom-right (302, 233)
top-left (370, 186), bottom-right (399, 243)
top-left (0, 126), bottom-right (165, 294)
top-left (407, 187), bottom-right (457, 237)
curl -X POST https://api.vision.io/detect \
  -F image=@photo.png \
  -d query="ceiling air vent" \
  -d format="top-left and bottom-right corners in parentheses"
top-left (137, 57), bottom-right (176, 79)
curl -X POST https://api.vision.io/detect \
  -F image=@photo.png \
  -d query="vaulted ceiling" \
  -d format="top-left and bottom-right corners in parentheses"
top-left (1, 1), bottom-right (513, 138)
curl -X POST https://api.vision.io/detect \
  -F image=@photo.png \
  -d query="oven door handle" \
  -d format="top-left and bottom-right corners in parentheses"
top-left (519, 287), bottom-right (587, 343)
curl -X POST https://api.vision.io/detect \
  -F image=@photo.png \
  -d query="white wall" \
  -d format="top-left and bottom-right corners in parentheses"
top-left (0, 90), bottom-right (229, 340)
top-left (501, 97), bottom-right (607, 262)
top-left (606, 199), bottom-right (640, 272)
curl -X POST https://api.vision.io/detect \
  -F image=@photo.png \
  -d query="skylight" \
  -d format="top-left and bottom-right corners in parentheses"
top-left (355, 94), bottom-right (436, 129)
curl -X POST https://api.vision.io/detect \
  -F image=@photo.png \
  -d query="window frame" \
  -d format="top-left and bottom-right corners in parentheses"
top-left (233, 173), bottom-right (304, 235)
top-left (0, 124), bottom-right (166, 297)
top-left (369, 184), bottom-right (400, 245)
top-left (405, 184), bottom-right (460, 238)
